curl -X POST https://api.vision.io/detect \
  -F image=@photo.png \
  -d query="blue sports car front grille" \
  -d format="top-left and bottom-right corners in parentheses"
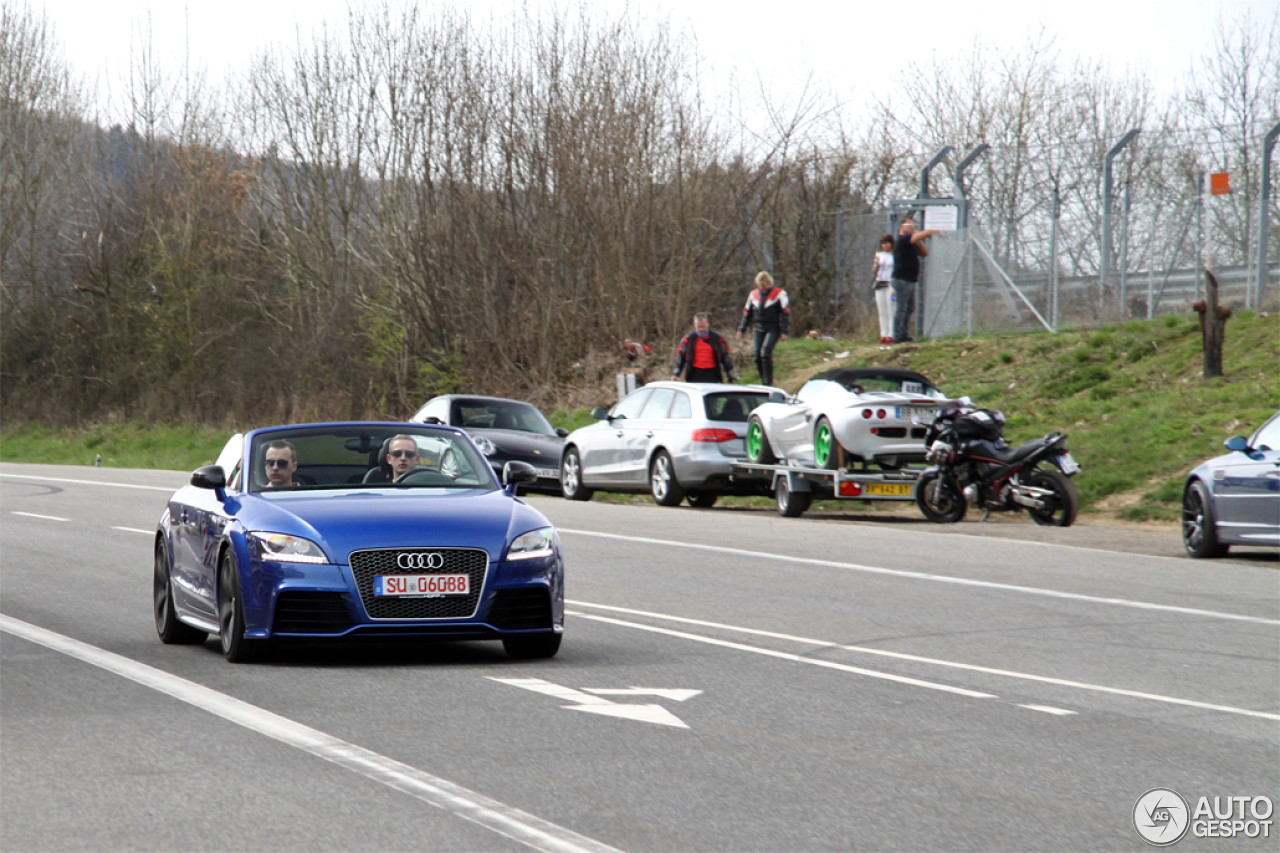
top-left (349, 547), bottom-right (488, 620)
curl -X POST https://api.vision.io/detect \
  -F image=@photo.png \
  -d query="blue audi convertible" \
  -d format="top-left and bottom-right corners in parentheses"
top-left (153, 423), bottom-right (564, 662)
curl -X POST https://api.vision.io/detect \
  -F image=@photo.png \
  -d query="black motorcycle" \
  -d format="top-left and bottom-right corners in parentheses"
top-left (916, 406), bottom-right (1081, 526)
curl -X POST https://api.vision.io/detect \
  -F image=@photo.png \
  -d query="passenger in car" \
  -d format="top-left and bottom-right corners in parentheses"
top-left (264, 440), bottom-right (300, 489)
top-left (386, 435), bottom-right (424, 482)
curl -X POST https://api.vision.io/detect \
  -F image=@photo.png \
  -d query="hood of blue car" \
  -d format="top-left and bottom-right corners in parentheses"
top-left (239, 488), bottom-right (528, 564)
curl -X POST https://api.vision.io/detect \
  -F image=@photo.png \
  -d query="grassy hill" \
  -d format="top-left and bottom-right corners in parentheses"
top-left (3, 310), bottom-right (1276, 521)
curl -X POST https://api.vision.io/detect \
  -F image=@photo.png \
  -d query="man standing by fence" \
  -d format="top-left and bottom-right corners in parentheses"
top-left (892, 218), bottom-right (939, 344)
top-left (673, 313), bottom-right (736, 383)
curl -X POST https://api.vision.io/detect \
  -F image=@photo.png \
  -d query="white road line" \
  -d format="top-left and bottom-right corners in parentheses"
top-left (1019, 705), bottom-right (1078, 716)
top-left (564, 610), bottom-right (997, 699)
top-left (112, 526), bottom-right (154, 535)
top-left (0, 615), bottom-right (623, 853)
top-left (558, 529), bottom-right (1279, 626)
top-left (566, 601), bottom-right (1280, 722)
top-left (11, 511), bottom-right (69, 522)
top-left (0, 473), bottom-right (173, 492)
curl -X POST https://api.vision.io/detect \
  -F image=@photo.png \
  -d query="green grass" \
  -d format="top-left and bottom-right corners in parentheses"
top-left (4, 311), bottom-right (1277, 520)
top-left (0, 421), bottom-right (229, 470)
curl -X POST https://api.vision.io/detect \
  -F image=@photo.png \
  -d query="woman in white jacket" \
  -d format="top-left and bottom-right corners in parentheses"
top-left (871, 235), bottom-right (896, 347)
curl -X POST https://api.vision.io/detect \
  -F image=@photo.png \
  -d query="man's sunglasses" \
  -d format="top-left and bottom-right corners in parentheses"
top-left (389, 450), bottom-right (419, 458)
top-left (265, 458), bottom-right (292, 468)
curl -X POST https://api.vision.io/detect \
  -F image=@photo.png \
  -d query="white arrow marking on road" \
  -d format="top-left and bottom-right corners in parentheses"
top-left (489, 678), bottom-right (693, 729)
top-left (580, 688), bottom-right (702, 702)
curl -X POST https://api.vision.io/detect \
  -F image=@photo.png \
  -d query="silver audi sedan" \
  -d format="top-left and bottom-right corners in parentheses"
top-left (559, 382), bottom-right (784, 507)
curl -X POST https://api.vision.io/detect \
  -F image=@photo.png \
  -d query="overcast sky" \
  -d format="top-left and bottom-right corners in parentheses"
top-left (37, 0), bottom-right (1276, 124)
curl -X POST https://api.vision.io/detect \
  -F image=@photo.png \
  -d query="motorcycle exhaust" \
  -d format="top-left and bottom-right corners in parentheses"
top-left (1009, 485), bottom-right (1051, 510)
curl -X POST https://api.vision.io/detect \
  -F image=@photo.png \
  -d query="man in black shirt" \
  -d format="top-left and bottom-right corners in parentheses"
top-left (891, 218), bottom-right (940, 344)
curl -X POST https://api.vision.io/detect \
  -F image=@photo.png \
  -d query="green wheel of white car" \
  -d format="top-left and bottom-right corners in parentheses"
top-left (747, 416), bottom-right (777, 464)
top-left (813, 417), bottom-right (839, 469)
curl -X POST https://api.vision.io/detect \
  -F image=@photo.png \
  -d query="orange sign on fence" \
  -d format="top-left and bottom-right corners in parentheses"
top-left (1210, 172), bottom-right (1231, 195)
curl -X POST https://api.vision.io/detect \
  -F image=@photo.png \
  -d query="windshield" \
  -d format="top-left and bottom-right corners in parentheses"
top-left (452, 399), bottom-right (556, 435)
top-left (249, 427), bottom-right (498, 493)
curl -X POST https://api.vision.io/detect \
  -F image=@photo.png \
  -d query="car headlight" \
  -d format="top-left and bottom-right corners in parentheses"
top-left (506, 527), bottom-right (555, 561)
top-left (250, 532), bottom-right (328, 564)
top-left (473, 435), bottom-right (497, 456)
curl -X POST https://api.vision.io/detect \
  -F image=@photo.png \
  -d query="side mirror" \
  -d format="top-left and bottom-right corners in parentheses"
top-left (424, 416), bottom-right (443, 425)
top-left (1224, 436), bottom-right (1250, 453)
top-left (191, 465), bottom-right (227, 501)
top-left (555, 427), bottom-right (569, 438)
top-left (191, 465), bottom-right (226, 490)
top-left (503, 460), bottom-right (538, 488)
top-left (591, 406), bottom-right (611, 420)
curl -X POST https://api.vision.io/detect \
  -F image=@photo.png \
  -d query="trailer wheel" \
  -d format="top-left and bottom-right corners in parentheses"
top-left (775, 477), bottom-right (811, 518)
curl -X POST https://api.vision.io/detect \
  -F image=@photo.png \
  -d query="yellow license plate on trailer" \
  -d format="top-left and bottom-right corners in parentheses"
top-left (866, 483), bottom-right (911, 496)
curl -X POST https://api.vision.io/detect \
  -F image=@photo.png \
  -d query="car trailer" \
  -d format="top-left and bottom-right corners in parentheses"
top-left (729, 462), bottom-right (923, 517)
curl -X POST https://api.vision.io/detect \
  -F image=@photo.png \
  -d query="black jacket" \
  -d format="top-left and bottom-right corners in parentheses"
top-left (672, 330), bottom-right (736, 380)
top-left (737, 287), bottom-right (790, 335)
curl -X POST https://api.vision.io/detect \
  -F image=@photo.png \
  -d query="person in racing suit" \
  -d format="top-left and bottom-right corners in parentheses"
top-left (736, 271), bottom-right (789, 386)
top-left (672, 313), bottom-right (736, 383)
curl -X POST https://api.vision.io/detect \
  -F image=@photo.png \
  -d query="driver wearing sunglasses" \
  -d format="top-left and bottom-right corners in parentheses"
top-left (386, 435), bottom-right (423, 482)
top-left (263, 439), bottom-right (300, 489)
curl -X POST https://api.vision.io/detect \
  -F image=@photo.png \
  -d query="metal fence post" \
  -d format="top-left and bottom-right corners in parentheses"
top-left (1258, 122), bottom-right (1280, 309)
top-left (835, 206), bottom-right (843, 319)
top-left (1050, 188), bottom-right (1060, 329)
top-left (1102, 129), bottom-right (1140, 284)
top-left (1196, 172), bottom-right (1204, 301)
top-left (1120, 180), bottom-right (1131, 318)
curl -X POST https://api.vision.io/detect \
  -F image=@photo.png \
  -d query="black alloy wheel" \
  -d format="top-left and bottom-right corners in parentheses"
top-left (218, 551), bottom-right (268, 663)
top-left (1182, 479), bottom-right (1229, 558)
top-left (154, 541), bottom-right (208, 645)
top-left (1026, 470), bottom-right (1079, 527)
top-left (915, 470), bottom-right (966, 523)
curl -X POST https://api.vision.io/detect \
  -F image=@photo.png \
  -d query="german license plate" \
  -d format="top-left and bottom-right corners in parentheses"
top-left (1057, 453), bottom-right (1081, 475)
top-left (536, 468), bottom-right (559, 479)
top-left (866, 483), bottom-right (912, 496)
top-left (897, 407), bottom-right (936, 422)
top-left (374, 574), bottom-right (470, 597)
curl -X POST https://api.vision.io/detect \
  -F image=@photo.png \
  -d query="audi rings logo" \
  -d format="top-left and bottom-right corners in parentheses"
top-left (397, 552), bottom-right (445, 570)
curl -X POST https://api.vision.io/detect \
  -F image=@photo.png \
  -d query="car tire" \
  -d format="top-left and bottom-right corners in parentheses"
top-left (560, 447), bottom-right (593, 501)
top-left (650, 451), bottom-right (686, 506)
top-left (916, 470), bottom-right (966, 523)
top-left (503, 632), bottom-right (562, 659)
top-left (1182, 479), bottom-right (1229, 558)
top-left (1027, 470), bottom-right (1079, 527)
top-left (154, 541), bottom-right (208, 645)
top-left (813, 417), bottom-right (842, 469)
top-left (686, 491), bottom-right (719, 508)
top-left (775, 476), bottom-right (811, 518)
top-left (747, 416), bottom-right (777, 464)
top-left (218, 551), bottom-right (269, 663)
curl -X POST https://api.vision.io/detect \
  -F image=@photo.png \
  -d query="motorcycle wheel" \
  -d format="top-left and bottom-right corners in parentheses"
top-left (1027, 470), bottom-right (1079, 527)
top-left (916, 470), bottom-right (966, 523)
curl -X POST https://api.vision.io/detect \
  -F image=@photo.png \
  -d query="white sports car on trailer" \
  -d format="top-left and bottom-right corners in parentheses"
top-left (746, 367), bottom-right (959, 470)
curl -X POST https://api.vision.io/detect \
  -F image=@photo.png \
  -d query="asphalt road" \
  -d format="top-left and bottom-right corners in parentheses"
top-left (2, 462), bottom-right (1277, 852)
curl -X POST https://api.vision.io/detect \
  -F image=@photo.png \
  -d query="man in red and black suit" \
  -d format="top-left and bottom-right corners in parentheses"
top-left (672, 313), bottom-right (736, 383)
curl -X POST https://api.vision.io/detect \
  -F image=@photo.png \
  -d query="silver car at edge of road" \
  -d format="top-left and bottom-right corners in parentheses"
top-left (559, 382), bottom-right (785, 508)
top-left (1182, 409), bottom-right (1280, 558)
